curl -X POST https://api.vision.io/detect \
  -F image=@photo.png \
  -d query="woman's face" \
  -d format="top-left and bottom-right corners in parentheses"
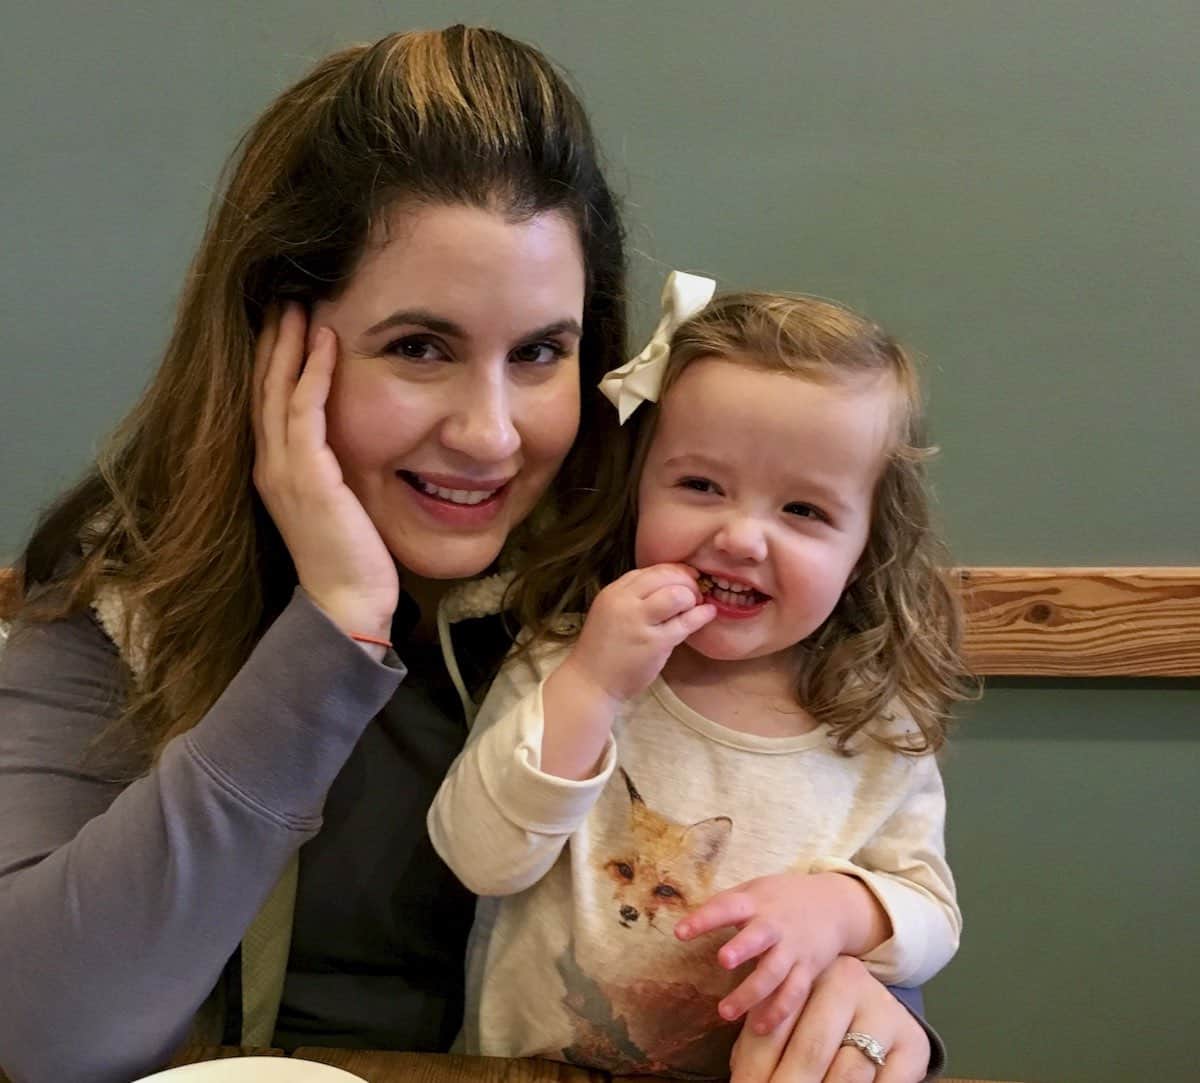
top-left (311, 202), bottom-right (585, 580)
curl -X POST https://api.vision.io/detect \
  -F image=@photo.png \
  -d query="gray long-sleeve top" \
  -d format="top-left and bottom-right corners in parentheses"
top-left (0, 592), bottom-right (403, 1082)
top-left (0, 593), bottom-right (943, 1082)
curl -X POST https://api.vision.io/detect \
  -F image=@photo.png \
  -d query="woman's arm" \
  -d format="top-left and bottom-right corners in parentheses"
top-left (0, 591), bottom-right (402, 1083)
top-left (427, 644), bottom-right (617, 896)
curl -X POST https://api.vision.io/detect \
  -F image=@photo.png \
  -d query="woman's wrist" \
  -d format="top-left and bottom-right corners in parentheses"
top-left (305, 590), bottom-right (394, 659)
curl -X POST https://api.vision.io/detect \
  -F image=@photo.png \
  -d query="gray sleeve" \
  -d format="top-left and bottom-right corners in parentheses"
top-left (0, 590), bottom-right (404, 1083)
top-left (887, 984), bottom-right (946, 1079)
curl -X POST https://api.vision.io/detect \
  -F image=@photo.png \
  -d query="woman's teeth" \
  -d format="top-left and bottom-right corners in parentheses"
top-left (409, 474), bottom-right (499, 505)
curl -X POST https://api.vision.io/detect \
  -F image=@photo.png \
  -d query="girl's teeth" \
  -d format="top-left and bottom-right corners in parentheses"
top-left (415, 478), bottom-right (496, 505)
top-left (711, 586), bottom-right (758, 607)
top-left (712, 576), bottom-right (750, 593)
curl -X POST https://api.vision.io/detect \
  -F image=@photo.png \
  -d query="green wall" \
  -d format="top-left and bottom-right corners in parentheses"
top-left (3, 4), bottom-right (1197, 1080)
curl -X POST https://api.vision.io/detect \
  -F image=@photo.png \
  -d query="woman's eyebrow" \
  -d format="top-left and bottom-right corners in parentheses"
top-left (364, 311), bottom-right (582, 341)
top-left (365, 309), bottom-right (464, 337)
top-left (526, 318), bottom-right (583, 340)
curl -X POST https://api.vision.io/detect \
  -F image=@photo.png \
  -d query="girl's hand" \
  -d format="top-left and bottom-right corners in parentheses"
top-left (729, 956), bottom-right (930, 1083)
top-left (676, 872), bottom-right (890, 1033)
top-left (540, 564), bottom-right (715, 780)
top-left (563, 563), bottom-right (716, 705)
top-left (252, 303), bottom-right (399, 643)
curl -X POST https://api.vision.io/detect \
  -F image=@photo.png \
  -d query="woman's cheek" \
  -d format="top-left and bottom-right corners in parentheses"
top-left (534, 372), bottom-right (582, 465)
top-left (326, 365), bottom-right (418, 468)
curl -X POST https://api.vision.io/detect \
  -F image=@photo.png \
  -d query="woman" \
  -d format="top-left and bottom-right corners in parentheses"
top-left (0, 26), bottom-right (936, 1083)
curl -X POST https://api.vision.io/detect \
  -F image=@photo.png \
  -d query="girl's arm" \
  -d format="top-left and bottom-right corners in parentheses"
top-left (809, 752), bottom-right (961, 986)
top-left (0, 590), bottom-right (402, 1083)
top-left (429, 563), bottom-right (713, 896)
top-left (679, 752), bottom-right (960, 1028)
top-left (427, 643), bottom-right (618, 897)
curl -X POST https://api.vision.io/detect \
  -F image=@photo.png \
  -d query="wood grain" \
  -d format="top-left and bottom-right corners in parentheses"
top-left (3, 564), bottom-right (1198, 677)
top-left (292, 1049), bottom-right (1016, 1083)
top-left (291, 1050), bottom-right (606, 1083)
top-left (958, 567), bottom-right (1200, 677)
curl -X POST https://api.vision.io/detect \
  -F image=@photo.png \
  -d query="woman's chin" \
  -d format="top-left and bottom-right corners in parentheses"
top-left (383, 532), bottom-right (506, 582)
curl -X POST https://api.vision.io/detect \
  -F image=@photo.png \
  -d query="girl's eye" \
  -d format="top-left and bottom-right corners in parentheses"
top-left (785, 502), bottom-right (828, 522)
top-left (511, 340), bottom-right (567, 365)
top-left (384, 335), bottom-right (446, 363)
top-left (680, 477), bottom-right (718, 494)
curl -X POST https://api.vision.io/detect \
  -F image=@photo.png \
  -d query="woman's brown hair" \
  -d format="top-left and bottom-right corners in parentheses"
top-left (4, 26), bottom-right (627, 766)
top-left (511, 292), bottom-right (976, 754)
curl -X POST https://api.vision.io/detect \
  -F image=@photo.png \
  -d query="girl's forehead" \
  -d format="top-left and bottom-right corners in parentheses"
top-left (652, 358), bottom-right (899, 478)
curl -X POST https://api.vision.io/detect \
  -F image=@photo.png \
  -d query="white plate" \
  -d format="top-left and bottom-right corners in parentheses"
top-left (134, 1056), bottom-right (365, 1081)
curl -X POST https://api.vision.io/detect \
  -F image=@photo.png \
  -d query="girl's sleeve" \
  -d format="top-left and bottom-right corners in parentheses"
top-left (427, 644), bottom-right (617, 896)
top-left (809, 753), bottom-right (961, 987)
top-left (0, 590), bottom-right (403, 1083)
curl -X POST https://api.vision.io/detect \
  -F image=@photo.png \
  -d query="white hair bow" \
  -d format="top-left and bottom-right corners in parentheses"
top-left (598, 270), bottom-right (716, 423)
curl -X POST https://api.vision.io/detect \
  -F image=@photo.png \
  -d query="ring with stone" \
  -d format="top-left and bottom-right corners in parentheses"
top-left (840, 1030), bottom-right (888, 1067)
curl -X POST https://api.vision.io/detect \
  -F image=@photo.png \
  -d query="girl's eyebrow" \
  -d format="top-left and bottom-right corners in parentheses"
top-left (365, 309), bottom-right (582, 341)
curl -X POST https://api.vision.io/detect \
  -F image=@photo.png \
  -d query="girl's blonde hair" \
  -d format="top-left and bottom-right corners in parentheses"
top-left (511, 292), bottom-right (976, 754)
top-left (5, 26), bottom-right (627, 769)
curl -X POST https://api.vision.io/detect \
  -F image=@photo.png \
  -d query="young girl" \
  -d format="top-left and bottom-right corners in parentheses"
top-left (428, 274), bottom-right (973, 1078)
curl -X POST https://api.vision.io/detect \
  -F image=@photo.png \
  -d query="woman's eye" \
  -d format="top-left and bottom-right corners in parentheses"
top-left (785, 502), bottom-right (827, 522)
top-left (680, 477), bottom-right (718, 494)
top-left (384, 335), bottom-right (446, 363)
top-left (511, 340), bottom-right (567, 365)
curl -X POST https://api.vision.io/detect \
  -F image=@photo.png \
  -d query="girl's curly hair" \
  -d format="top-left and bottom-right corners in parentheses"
top-left (509, 292), bottom-right (977, 755)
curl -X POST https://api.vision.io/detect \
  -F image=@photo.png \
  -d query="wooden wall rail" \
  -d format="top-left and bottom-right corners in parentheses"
top-left (3, 566), bottom-right (1199, 677)
top-left (958, 567), bottom-right (1200, 677)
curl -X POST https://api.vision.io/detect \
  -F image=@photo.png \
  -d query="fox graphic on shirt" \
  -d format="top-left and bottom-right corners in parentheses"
top-left (557, 768), bottom-right (740, 1077)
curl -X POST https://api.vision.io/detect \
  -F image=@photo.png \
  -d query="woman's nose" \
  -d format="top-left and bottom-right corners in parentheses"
top-left (713, 516), bottom-right (768, 563)
top-left (441, 368), bottom-right (521, 463)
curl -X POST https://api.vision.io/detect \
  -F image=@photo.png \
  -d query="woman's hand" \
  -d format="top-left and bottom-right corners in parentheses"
top-left (252, 303), bottom-right (399, 644)
top-left (729, 956), bottom-right (930, 1083)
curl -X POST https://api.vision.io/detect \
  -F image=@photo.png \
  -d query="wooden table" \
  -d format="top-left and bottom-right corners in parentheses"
top-left (168, 1046), bottom-right (1018, 1083)
top-left (0, 1045), bottom-right (1017, 1082)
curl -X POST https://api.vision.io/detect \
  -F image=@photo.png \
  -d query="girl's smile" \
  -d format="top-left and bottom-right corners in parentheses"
top-left (635, 356), bottom-right (897, 672)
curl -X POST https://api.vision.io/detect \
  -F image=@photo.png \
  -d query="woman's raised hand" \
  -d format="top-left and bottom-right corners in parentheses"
top-left (252, 303), bottom-right (399, 643)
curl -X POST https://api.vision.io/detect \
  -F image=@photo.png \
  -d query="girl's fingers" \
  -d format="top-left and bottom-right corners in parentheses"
top-left (285, 325), bottom-right (338, 453)
top-left (261, 302), bottom-right (308, 452)
top-left (676, 889), bottom-right (757, 941)
top-left (753, 966), bottom-right (815, 1035)
top-left (717, 945), bottom-right (792, 1021)
top-left (631, 562), bottom-right (703, 600)
top-left (659, 601), bottom-right (716, 641)
top-left (642, 583), bottom-right (703, 625)
top-left (718, 919), bottom-right (779, 970)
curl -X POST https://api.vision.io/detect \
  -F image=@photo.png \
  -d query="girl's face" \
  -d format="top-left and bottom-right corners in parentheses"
top-left (635, 357), bottom-right (895, 667)
top-left (312, 202), bottom-right (585, 580)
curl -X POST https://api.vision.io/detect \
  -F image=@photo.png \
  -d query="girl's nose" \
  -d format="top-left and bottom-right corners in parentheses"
top-left (441, 368), bottom-right (521, 463)
top-left (713, 516), bottom-right (768, 563)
